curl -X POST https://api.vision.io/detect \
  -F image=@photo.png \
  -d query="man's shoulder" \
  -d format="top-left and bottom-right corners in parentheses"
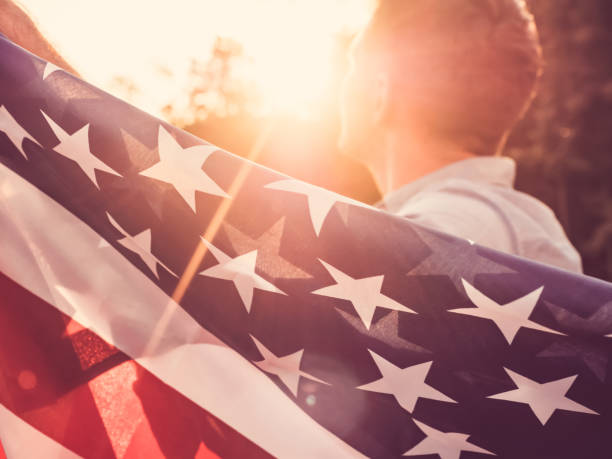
top-left (407, 176), bottom-right (564, 240)
top-left (402, 176), bottom-right (516, 218)
top-left (393, 176), bottom-right (582, 273)
top-left (394, 178), bottom-right (518, 249)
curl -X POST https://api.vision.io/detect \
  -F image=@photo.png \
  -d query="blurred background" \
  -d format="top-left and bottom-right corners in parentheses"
top-left (20, 0), bottom-right (612, 281)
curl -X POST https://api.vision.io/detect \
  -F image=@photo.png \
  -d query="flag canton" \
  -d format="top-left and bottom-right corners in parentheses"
top-left (2, 36), bottom-right (612, 458)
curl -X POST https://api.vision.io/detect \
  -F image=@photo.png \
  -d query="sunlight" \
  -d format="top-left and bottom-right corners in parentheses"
top-left (19, 0), bottom-right (375, 117)
top-left (250, 19), bottom-right (335, 115)
top-left (241, 1), bottom-right (374, 115)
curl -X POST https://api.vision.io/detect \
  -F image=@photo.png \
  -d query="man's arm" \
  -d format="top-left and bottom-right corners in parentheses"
top-left (0, 0), bottom-right (79, 76)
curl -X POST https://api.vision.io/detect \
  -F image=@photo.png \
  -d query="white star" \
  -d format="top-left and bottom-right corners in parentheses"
top-left (102, 213), bottom-right (174, 278)
top-left (223, 218), bottom-right (313, 280)
top-left (358, 350), bottom-right (455, 412)
top-left (449, 279), bottom-right (563, 344)
top-left (488, 368), bottom-right (598, 425)
top-left (264, 179), bottom-right (371, 236)
top-left (139, 126), bottom-right (228, 212)
top-left (43, 62), bottom-right (62, 79)
top-left (0, 105), bottom-right (38, 158)
top-left (404, 420), bottom-right (495, 459)
top-left (41, 110), bottom-right (120, 188)
top-left (199, 238), bottom-right (286, 312)
top-left (311, 260), bottom-right (416, 329)
top-left (251, 335), bottom-right (327, 397)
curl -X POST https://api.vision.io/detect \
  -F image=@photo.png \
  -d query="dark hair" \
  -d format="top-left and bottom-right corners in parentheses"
top-left (357, 0), bottom-right (543, 155)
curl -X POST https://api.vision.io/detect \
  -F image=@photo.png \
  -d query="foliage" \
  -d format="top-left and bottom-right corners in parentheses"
top-left (507, 0), bottom-right (612, 280)
top-left (162, 37), bottom-right (262, 124)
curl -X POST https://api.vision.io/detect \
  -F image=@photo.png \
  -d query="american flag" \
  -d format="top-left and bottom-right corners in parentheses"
top-left (1, 35), bottom-right (612, 459)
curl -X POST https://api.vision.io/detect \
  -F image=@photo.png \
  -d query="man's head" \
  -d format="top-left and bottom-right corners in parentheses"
top-left (339, 0), bottom-right (542, 159)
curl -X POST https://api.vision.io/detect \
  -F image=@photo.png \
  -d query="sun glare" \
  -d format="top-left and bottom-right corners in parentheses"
top-left (20, 0), bottom-right (375, 118)
top-left (241, 1), bottom-right (374, 115)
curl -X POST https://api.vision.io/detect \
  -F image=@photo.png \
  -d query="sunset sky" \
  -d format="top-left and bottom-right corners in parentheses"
top-left (19, 0), bottom-right (375, 117)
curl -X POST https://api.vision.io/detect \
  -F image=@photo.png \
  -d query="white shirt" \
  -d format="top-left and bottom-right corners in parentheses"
top-left (381, 157), bottom-right (582, 273)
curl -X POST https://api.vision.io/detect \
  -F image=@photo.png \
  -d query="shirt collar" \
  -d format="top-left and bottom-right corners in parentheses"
top-left (380, 156), bottom-right (517, 213)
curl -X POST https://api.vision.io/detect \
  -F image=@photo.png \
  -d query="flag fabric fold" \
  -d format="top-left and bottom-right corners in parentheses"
top-left (1, 36), bottom-right (611, 458)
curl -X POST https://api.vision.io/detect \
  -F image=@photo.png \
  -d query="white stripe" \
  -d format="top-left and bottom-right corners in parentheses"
top-left (0, 403), bottom-right (82, 459)
top-left (0, 164), bottom-right (363, 459)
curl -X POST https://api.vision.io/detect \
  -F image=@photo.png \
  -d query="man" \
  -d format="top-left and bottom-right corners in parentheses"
top-left (339, 0), bottom-right (582, 273)
top-left (1, 0), bottom-right (581, 273)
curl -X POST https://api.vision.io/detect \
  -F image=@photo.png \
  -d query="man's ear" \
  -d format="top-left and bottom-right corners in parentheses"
top-left (373, 72), bottom-right (390, 125)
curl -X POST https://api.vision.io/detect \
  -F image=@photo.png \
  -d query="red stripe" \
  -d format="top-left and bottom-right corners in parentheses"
top-left (0, 272), bottom-right (271, 458)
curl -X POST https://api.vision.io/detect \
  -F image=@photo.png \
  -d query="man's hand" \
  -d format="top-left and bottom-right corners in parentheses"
top-left (0, 0), bottom-right (79, 76)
